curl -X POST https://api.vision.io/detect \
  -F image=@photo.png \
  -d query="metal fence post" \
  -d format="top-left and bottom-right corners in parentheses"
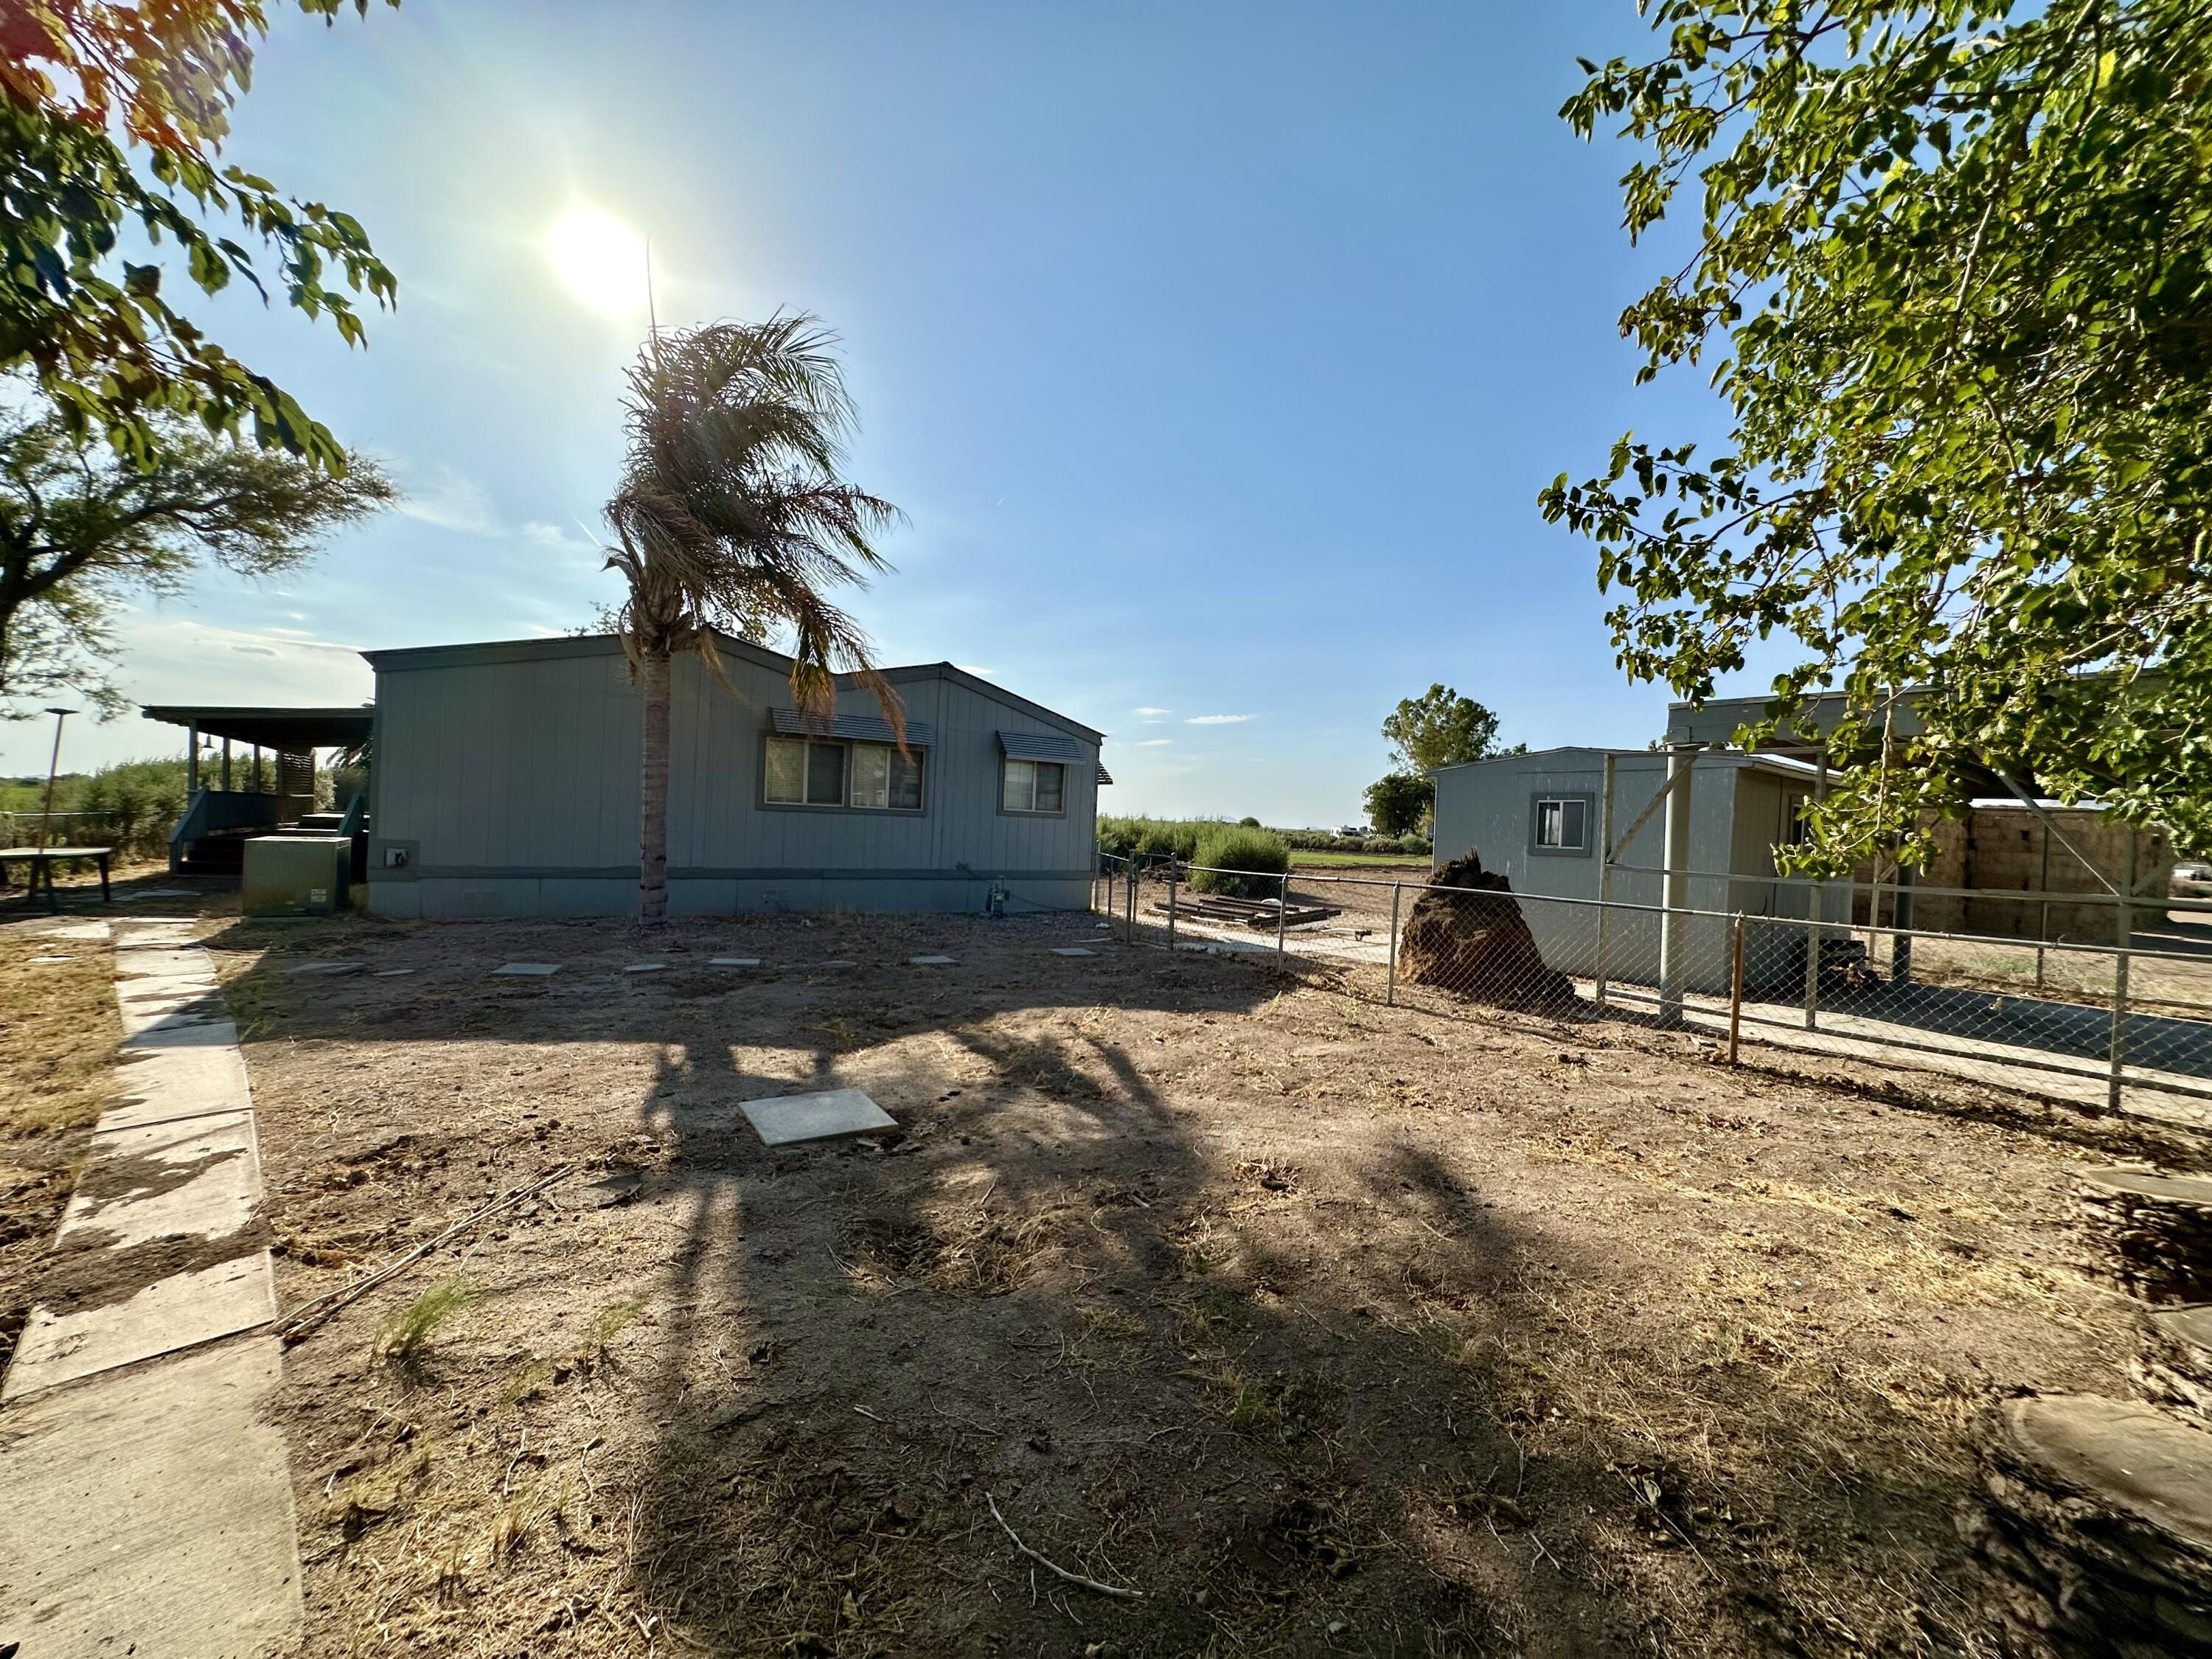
top-left (1804, 759), bottom-right (1827, 1029)
top-left (1126, 856), bottom-right (1138, 942)
top-left (1727, 913), bottom-right (1745, 1065)
top-left (1387, 882), bottom-right (1402, 1006)
top-left (1276, 870), bottom-right (1290, 957)
top-left (1166, 858), bottom-right (1178, 949)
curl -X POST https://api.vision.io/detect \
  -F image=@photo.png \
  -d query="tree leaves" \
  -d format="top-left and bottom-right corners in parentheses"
top-left (0, 2), bottom-right (398, 473)
top-left (1548, 0), bottom-right (2212, 866)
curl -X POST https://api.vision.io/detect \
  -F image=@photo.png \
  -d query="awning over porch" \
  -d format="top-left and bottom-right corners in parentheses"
top-left (141, 704), bottom-right (375, 751)
top-left (1666, 689), bottom-right (2036, 799)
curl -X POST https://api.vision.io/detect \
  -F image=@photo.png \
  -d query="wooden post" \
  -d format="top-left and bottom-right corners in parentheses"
top-left (1276, 871), bottom-right (1290, 956)
top-left (1166, 858), bottom-right (1178, 949)
top-left (221, 737), bottom-right (232, 792)
top-left (1804, 757), bottom-right (1827, 1029)
top-left (1727, 913), bottom-right (1745, 1065)
top-left (1595, 753), bottom-right (1616, 1007)
top-left (187, 722), bottom-right (200, 795)
top-left (1387, 882), bottom-right (1402, 1006)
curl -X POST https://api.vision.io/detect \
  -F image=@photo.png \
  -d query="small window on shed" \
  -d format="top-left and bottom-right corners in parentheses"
top-left (1534, 796), bottom-right (1587, 852)
top-left (805, 740), bottom-right (846, 806)
top-left (765, 736), bottom-right (807, 804)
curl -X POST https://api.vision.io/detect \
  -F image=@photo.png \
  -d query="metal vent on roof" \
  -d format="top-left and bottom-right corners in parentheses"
top-left (770, 709), bottom-right (934, 746)
top-left (1096, 765), bottom-right (1114, 786)
top-left (998, 730), bottom-right (1080, 762)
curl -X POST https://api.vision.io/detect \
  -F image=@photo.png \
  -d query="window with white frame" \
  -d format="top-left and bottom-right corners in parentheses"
top-left (1001, 756), bottom-right (1066, 814)
top-left (1533, 795), bottom-right (1588, 852)
top-left (765, 735), bottom-right (923, 810)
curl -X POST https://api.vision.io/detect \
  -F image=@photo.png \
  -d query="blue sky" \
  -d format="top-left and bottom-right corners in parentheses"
top-left (6, 0), bottom-right (1742, 824)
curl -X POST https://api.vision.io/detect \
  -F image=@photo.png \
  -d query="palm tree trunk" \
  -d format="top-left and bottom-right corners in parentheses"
top-left (638, 644), bottom-right (672, 927)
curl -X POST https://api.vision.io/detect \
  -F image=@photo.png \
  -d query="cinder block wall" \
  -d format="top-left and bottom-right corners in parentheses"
top-left (1880, 809), bottom-right (2170, 941)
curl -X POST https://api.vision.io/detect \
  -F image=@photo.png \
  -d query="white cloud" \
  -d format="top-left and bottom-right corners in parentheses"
top-left (397, 466), bottom-right (503, 537)
top-left (232, 644), bottom-right (278, 656)
top-left (1133, 738), bottom-right (1172, 747)
top-left (954, 664), bottom-right (994, 677)
top-left (1185, 714), bottom-right (1253, 726)
top-left (1135, 706), bottom-right (1172, 719)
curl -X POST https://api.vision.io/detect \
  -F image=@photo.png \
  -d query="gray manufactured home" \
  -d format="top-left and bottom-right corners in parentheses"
top-left (1430, 746), bottom-right (1851, 995)
top-left (360, 633), bottom-right (1105, 919)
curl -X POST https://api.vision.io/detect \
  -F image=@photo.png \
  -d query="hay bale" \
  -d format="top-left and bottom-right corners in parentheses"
top-left (1961, 1394), bottom-right (2212, 1655)
top-left (1399, 851), bottom-right (1578, 1015)
top-left (2076, 1168), bottom-right (2212, 1305)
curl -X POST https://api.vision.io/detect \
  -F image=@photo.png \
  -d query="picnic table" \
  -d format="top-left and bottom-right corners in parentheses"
top-left (0, 846), bottom-right (114, 911)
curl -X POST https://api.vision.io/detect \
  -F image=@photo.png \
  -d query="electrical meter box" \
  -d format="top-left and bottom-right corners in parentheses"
top-left (242, 835), bottom-right (350, 917)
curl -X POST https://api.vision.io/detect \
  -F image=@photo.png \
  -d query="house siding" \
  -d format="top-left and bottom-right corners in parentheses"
top-left (364, 637), bottom-right (1100, 919)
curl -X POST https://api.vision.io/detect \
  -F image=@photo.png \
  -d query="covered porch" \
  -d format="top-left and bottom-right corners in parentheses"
top-left (141, 704), bottom-right (375, 880)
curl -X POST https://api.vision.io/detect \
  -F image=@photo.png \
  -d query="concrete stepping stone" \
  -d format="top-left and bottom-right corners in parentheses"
top-left (29, 954), bottom-right (75, 964)
top-left (493, 962), bottom-right (560, 977)
top-left (909, 955), bottom-right (956, 966)
top-left (740, 1088), bottom-right (897, 1147)
top-left (112, 888), bottom-right (193, 900)
top-left (282, 960), bottom-right (361, 977)
top-left (1966, 1394), bottom-right (2212, 1654)
top-left (122, 1018), bottom-right (240, 1054)
top-left (1050, 947), bottom-right (1096, 957)
top-left (0, 1338), bottom-right (301, 1657)
top-left (4, 1252), bottom-right (276, 1402)
top-left (710, 957), bottom-right (762, 967)
top-left (38, 919), bottom-right (111, 941)
top-left (623, 961), bottom-right (669, 973)
top-left (100, 1044), bottom-right (254, 1133)
top-left (373, 967), bottom-right (417, 978)
top-left (2078, 1167), bottom-right (2212, 1304)
top-left (2134, 1306), bottom-right (2212, 1429)
top-left (60, 1111), bottom-right (260, 1248)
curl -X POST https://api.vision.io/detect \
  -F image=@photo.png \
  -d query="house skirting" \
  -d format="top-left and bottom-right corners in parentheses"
top-left (366, 867), bottom-right (1096, 919)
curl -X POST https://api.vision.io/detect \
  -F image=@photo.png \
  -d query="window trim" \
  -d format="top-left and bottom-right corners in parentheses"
top-left (759, 732), bottom-right (930, 817)
top-left (1528, 791), bottom-right (1594, 858)
top-left (998, 754), bottom-right (1071, 818)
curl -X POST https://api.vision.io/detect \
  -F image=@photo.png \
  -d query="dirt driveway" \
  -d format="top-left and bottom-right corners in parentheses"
top-left (201, 907), bottom-right (2199, 1657)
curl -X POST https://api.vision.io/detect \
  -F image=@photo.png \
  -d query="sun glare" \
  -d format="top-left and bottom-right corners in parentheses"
top-left (546, 209), bottom-right (647, 316)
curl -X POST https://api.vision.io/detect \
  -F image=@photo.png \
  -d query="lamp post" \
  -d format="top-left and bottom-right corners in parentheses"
top-left (37, 707), bottom-right (74, 852)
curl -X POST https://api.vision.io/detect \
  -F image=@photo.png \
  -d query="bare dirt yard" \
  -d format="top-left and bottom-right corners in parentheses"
top-left (135, 905), bottom-right (2212, 1655)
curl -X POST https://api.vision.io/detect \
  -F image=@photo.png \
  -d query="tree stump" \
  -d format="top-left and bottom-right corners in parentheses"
top-left (1962, 1394), bottom-right (2212, 1656)
top-left (2132, 1306), bottom-right (2212, 1431)
top-left (2075, 1168), bottom-right (2212, 1305)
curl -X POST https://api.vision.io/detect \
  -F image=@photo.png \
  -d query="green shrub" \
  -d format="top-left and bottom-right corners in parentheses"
top-left (1189, 824), bottom-right (1290, 899)
top-left (1237, 815), bottom-right (1260, 827)
top-left (1098, 816), bottom-right (1206, 862)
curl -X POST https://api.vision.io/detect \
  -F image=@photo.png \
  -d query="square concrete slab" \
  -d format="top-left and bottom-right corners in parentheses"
top-left (0, 1336), bottom-right (302, 1659)
top-left (623, 961), bottom-right (668, 973)
top-left (493, 962), bottom-right (560, 977)
top-left (1051, 947), bottom-right (1097, 957)
top-left (710, 957), bottom-right (762, 967)
top-left (282, 961), bottom-right (361, 977)
top-left (113, 887), bottom-right (193, 900)
top-left (29, 954), bottom-right (74, 964)
top-left (4, 1252), bottom-right (277, 1402)
top-left (100, 1044), bottom-right (254, 1133)
top-left (740, 1088), bottom-right (898, 1147)
top-left (122, 1018), bottom-right (240, 1054)
top-left (60, 1112), bottom-right (260, 1248)
top-left (909, 955), bottom-right (956, 966)
top-left (38, 919), bottom-right (112, 941)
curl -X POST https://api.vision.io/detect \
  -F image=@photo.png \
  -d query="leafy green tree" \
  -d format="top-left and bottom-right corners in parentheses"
top-left (1543, 0), bottom-right (2212, 869)
top-left (0, 385), bottom-right (395, 713)
top-left (605, 314), bottom-right (901, 926)
top-left (1382, 684), bottom-right (1506, 774)
top-left (2, 1), bottom-right (397, 470)
top-left (1364, 771), bottom-right (1435, 837)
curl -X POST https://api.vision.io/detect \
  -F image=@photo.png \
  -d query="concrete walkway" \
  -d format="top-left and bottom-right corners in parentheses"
top-left (0, 919), bottom-right (302, 1658)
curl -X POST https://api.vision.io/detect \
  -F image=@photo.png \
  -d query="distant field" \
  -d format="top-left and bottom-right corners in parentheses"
top-left (1290, 851), bottom-right (1430, 869)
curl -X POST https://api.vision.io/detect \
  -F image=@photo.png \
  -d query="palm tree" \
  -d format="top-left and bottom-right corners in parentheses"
top-left (605, 313), bottom-right (901, 926)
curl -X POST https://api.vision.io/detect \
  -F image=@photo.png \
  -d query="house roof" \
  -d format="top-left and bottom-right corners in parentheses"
top-left (359, 631), bottom-right (1105, 743)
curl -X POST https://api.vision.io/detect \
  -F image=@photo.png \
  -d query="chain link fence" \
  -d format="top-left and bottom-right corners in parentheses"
top-left (1093, 852), bottom-right (2212, 1127)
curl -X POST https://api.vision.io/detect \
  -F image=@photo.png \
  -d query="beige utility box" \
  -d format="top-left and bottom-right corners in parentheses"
top-left (242, 835), bottom-right (349, 917)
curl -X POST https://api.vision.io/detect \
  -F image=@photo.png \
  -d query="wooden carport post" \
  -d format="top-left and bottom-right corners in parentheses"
top-left (1657, 744), bottom-right (1696, 1027)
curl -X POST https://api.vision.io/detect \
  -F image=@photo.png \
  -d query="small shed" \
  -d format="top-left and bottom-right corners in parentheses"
top-left (359, 632), bottom-right (1106, 919)
top-left (1430, 746), bottom-right (1851, 997)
